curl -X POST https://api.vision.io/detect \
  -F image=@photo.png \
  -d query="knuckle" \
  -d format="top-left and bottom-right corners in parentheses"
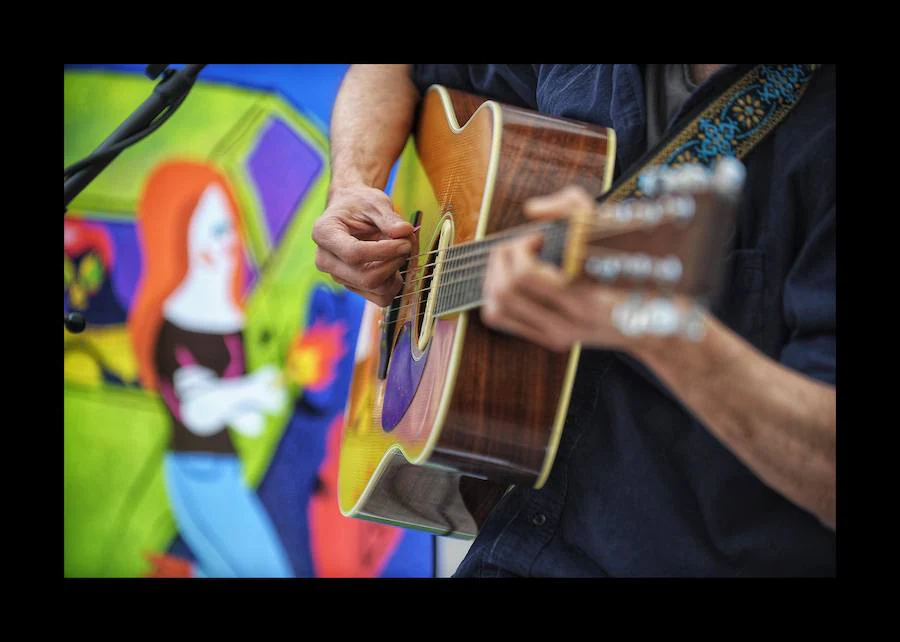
top-left (344, 245), bottom-right (364, 266)
top-left (481, 303), bottom-right (501, 326)
top-left (563, 184), bottom-right (589, 200)
top-left (509, 270), bottom-right (529, 291)
top-left (495, 286), bottom-right (515, 306)
top-left (311, 220), bottom-right (326, 244)
top-left (360, 271), bottom-right (382, 290)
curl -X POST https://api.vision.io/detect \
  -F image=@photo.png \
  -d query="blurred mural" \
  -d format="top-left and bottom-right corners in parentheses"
top-left (64, 64), bottom-right (434, 578)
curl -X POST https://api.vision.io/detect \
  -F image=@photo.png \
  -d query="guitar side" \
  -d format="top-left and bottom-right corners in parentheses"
top-left (338, 86), bottom-right (616, 537)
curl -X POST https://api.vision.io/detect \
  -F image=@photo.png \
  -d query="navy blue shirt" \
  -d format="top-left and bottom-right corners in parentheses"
top-left (411, 64), bottom-right (836, 577)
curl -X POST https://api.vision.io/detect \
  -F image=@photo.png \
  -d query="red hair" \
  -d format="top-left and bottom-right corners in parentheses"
top-left (128, 160), bottom-right (245, 390)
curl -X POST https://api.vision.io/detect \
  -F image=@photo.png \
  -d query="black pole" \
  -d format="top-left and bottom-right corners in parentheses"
top-left (64, 64), bottom-right (207, 334)
top-left (64, 64), bottom-right (207, 209)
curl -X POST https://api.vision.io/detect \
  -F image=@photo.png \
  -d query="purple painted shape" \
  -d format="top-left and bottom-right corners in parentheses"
top-left (247, 118), bottom-right (322, 247)
top-left (381, 323), bottom-right (430, 431)
top-left (223, 335), bottom-right (245, 378)
top-left (175, 345), bottom-right (198, 368)
top-left (241, 250), bottom-right (258, 298)
top-left (103, 220), bottom-right (143, 312)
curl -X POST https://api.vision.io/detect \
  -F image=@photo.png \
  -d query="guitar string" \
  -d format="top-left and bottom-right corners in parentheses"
top-left (387, 222), bottom-right (687, 319)
top-left (392, 219), bottom-right (556, 278)
top-left (384, 225), bottom-right (572, 317)
top-left (389, 217), bottom-right (686, 298)
top-left (392, 214), bottom-right (687, 285)
top-left (391, 198), bottom-right (688, 278)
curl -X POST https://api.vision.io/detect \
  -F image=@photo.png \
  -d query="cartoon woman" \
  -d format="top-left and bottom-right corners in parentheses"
top-left (129, 160), bottom-right (293, 578)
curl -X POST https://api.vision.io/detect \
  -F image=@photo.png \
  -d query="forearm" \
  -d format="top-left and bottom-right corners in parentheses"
top-left (329, 64), bottom-right (420, 193)
top-left (634, 314), bottom-right (836, 529)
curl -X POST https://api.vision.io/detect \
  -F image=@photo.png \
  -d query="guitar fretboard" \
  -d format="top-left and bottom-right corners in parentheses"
top-left (432, 220), bottom-right (568, 317)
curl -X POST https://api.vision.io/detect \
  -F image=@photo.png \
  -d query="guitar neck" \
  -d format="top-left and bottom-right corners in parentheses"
top-left (433, 220), bottom-right (568, 317)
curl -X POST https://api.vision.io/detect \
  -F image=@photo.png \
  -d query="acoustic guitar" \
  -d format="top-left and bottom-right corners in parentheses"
top-left (336, 85), bottom-right (744, 538)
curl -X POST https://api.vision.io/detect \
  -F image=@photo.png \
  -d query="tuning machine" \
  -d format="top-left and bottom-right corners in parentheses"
top-left (611, 295), bottom-right (706, 341)
top-left (586, 253), bottom-right (684, 287)
top-left (637, 157), bottom-right (746, 200)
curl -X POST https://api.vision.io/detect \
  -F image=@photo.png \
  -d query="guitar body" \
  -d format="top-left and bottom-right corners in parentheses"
top-left (338, 85), bottom-right (617, 538)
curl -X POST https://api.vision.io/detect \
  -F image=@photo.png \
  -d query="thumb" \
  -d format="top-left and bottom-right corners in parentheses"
top-left (369, 203), bottom-right (415, 239)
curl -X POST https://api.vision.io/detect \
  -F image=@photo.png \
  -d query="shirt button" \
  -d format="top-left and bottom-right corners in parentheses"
top-left (531, 513), bottom-right (546, 526)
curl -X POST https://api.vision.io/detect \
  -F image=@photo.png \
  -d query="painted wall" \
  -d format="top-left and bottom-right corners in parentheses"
top-left (63, 64), bottom-right (434, 578)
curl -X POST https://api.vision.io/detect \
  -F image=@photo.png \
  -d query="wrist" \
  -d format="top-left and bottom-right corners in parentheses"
top-left (328, 175), bottom-right (370, 199)
top-left (328, 161), bottom-right (391, 198)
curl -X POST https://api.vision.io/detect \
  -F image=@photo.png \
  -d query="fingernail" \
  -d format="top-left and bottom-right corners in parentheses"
top-left (412, 225), bottom-right (421, 232)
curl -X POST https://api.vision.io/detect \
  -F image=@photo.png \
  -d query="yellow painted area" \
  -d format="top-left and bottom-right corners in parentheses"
top-left (64, 325), bottom-right (140, 387)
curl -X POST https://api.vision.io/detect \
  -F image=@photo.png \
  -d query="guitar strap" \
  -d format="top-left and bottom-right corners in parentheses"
top-left (606, 64), bottom-right (820, 201)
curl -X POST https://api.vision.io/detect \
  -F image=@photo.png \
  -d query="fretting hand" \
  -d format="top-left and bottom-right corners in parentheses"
top-left (480, 186), bottom-right (699, 355)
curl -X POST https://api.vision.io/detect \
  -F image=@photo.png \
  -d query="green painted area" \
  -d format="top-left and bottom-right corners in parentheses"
top-left (65, 71), bottom-right (262, 215)
top-left (64, 384), bottom-right (172, 577)
top-left (64, 69), bottom-right (337, 577)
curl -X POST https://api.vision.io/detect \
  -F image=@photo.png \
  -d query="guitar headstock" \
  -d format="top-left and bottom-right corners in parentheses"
top-left (563, 159), bottom-right (746, 340)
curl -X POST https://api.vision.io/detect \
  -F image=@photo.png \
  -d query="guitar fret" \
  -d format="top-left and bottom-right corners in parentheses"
top-left (434, 224), bottom-right (566, 316)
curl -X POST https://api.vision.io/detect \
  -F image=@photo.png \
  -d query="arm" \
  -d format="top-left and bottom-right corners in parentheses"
top-left (312, 64), bottom-right (420, 306)
top-left (174, 365), bottom-right (286, 437)
top-left (636, 315), bottom-right (835, 529)
top-left (480, 187), bottom-right (836, 530)
top-left (329, 64), bottom-right (420, 194)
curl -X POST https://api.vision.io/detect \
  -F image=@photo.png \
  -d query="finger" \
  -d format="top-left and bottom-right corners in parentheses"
top-left (495, 281), bottom-right (581, 340)
top-left (364, 200), bottom-right (415, 239)
top-left (513, 264), bottom-right (593, 325)
top-left (314, 221), bottom-right (413, 265)
top-left (485, 244), bottom-right (575, 334)
top-left (332, 274), bottom-right (402, 307)
top-left (506, 233), bottom-right (556, 281)
top-left (481, 296), bottom-right (575, 353)
top-left (316, 248), bottom-right (405, 294)
top-left (313, 217), bottom-right (410, 265)
top-left (524, 185), bottom-right (596, 221)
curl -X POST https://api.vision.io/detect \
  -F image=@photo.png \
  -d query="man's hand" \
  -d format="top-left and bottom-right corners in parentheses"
top-left (481, 186), bottom-right (692, 354)
top-left (483, 185), bottom-right (836, 530)
top-left (313, 185), bottom-right (416, 306)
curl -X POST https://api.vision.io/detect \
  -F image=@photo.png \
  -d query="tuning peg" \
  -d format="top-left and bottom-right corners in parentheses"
top-left (660, 195), bottom-right (696, 222)
top-left (637, 168), bottom-right (664, 197)
top-left (669, 164), bottom-right (710, 192)
top-left (585, 256), bottom-right (623, 281)
top-left (614, 199), bottom-right (636, 223)
top-left (623, 254), bottom-right (654, 280)
top-left (711, 157), bottom-right (746, 198)
top-left (639, 159), bottom-right (746, 199)
top-left (588, 253), bottom-right (683, 285)
top-left (611, 294), bottom-right (648, 336)
top-left (653, 256), bottom-right (683, 284)
top-left (611, 296), bottom-right (707, 341)
top-left (638, 202), bottom-right (664, 224)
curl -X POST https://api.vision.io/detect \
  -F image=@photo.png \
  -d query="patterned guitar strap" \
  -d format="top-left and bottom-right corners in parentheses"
top-left (599, 64), bottom-right (819, 340)
top-left (606, 64), bottom-right (819, 201)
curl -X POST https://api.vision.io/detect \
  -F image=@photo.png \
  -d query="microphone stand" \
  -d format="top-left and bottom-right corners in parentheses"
top-left (64, 64), bottom-right (207, 334)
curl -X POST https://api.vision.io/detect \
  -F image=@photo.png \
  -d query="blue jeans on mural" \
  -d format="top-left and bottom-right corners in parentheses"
top-left (163, 452), bottom-right (294, 578)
